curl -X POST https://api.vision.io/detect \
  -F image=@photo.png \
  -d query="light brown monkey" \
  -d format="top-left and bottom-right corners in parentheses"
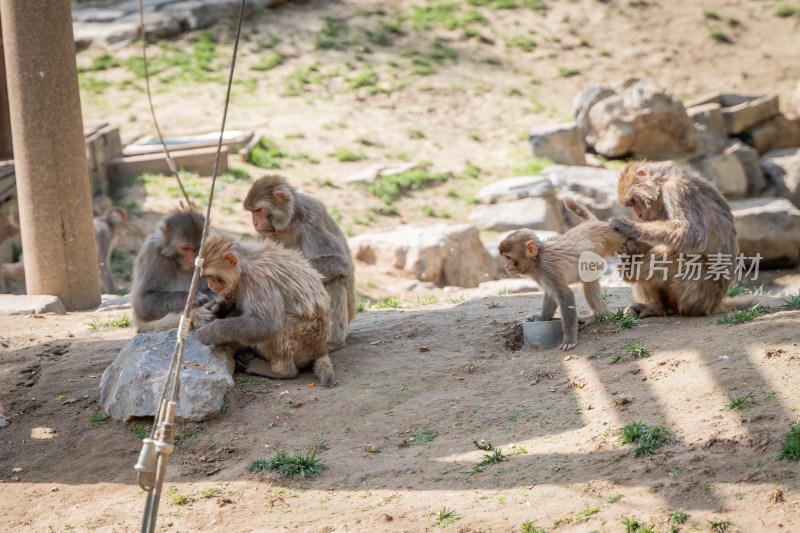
top-left (192, 233), bottom-right (335, 387)
top-left (499, 198), bottom-right (631, 350)
top-left (610, 160), bottom-right (747, 318)
top-left (130, 210), bottom-right (211, 332)
top-left (0, 206), bottom-right (128, 294)
top-left (94, 207), bottom-right (128, 294)
top-left (243, 175), bottom-right (356, 351)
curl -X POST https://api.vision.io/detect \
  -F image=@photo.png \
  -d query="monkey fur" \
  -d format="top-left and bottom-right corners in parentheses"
top-left (193, 233), bottom-right (335, 387)
top-left (243, 175), bottom-right (356, 351)
top-left (130, 209), bottom-right (210, 332)
top-left (499, 198), bottom-right (631, 350)
top-left (610, 160), bottom-right (751, 318)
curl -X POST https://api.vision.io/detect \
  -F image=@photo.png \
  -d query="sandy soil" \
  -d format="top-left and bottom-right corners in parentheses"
top-left (2, 0), bottom-right (800, 531)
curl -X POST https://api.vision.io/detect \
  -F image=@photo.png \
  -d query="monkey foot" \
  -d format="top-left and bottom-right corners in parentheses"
top-left (578, 315), bottom-right (596, 328)
top-left (624, 303), bottom-right (662, 319)
top-left (559, 341), bottom-right (577, 351)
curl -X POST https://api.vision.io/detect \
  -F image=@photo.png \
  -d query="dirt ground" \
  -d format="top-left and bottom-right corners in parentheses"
top-left (2, 0), bottom-right (800, 531)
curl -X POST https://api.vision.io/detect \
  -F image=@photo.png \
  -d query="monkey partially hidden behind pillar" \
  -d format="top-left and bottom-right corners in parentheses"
top-left (0, 206), bottom-right (128, 294)
top-left (243, 175), bottom-right (356, 351)
top-left (610, 160), bottom-right (753, 318)
top-left (130, 209), bottom-right (211, 332)
top-left (191, 233), bottom-right (335, 387)
top-left (499, 198), bottom-right (633, 350)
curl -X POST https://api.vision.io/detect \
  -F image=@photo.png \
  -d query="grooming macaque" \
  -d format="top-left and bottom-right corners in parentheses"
top-left (610, 160), bottom-right (741, 318)
top-left (95, 207), bottom-right (128, 294)
top-left (243, 175), bottom-right (356, 351)
top-left (130, 209), bottom-right (210, 332)
top-left (499, 198), bottom-right (631, 350)
top-left (0, 206), bottom-right (128, 294)
top-left (192, 233), bottom-right (335, 387)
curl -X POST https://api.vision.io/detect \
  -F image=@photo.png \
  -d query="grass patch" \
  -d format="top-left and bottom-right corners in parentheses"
top-left (82, 52), bottom-right (121, 72)
top-left (668, 508), bottom-right (689, 524)
top-left (251, 53), bottom-right (284, 71)
top-left (778, 421), bottom-right (800, 461)
top-left (247, 137), bottom-right (289, 169)
top-left (373, 296), bottom-right (401, 309)
top-left (510, 35), bottom-right (537, 52)
top-left (417, 295), bottom-right (439, 305)
top-left (726, 283), bottom-right (765, 297)
top-left (709, 29), bottom-right (732, 43)
top-left (473, 448), bottom-right (505, 471)
top-left (707, 518), bottom-right (732, 532)
top-left (131, 425), bottom-right (150, 440)
top-left (79, 77), bottom-right (111, 95)
top-left (357, 299), bottom-right (371, 312)
top-left (512, 156), bottom-right (553, 176)
top-left (780, 290), bottom-right (800, 310)
top-left (409, 426), bottom-right (438, 445)
top-left (174, 428), bottom-right (203, 446)
top-left (329, 148), bottom-right (367, 162)
top-left (247, 450), bottom-right (325, 479)
top-left (355, 167), bottom-right (450, 203)
top-left (622, 517), bottom-right (658, 533)
top-left (520, 521), bottom-right (547, 533)
top-left (775, 5), bottom-right (797, 17)
top-left (349, 66), bottom-right (377, 88)
top-left (715, 305), bottom-right (768, 325)
top-left (90, 412), bottom-right (110, 427)
top-left (558, 67), bottom-right (580, 77)
top-left (619, 421), bottom-right (671, 457)
top-left (623, 340), bottom-right (649, 359)
top-left (599, 309), bottom-right (640, 329)
top-left (89, 314), bottom-right (132, 330)
top-left (703, 9), bottom-right (720, 20)
top-left (432, 506), bottom-right (460, 527)
top-left (725, 392), bottom-right (757, 411)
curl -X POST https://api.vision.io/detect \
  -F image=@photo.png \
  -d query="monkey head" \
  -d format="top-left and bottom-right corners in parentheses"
top-left (243, 175), bottom-right (295, 236)
top-left (160, 209), bottom-right (204, 272)
top-left (200, 234), bottom-right (240, 298)
top-left (618, 161), bottom-right (664, 222)
top-left (498, 230), bottom-right (541, 276)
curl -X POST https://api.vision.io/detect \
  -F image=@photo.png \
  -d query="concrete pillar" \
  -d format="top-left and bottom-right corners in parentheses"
top-left (0, 22), bottom-right (13, 160)
top-left (0, 0), bottom-right (100, 310)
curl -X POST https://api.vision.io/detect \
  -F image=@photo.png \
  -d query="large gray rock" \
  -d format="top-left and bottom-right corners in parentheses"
top-left (469, 197), bottom-right (564, 232)
top-left (731, 197), bottom-right (800, 266)
top-left (527, 122), bottom-right (585, 166)
top-left (349, 224), bottom-right (495, 287)
top-left (580, 79), bottom-right (696, 159)
top-left (724, 140), bottom-right (767, 194)
top-left (760, 148), bottom-right (800, 208)
top-left (100, 330), bottom-right (235, 422)
top-left (688, 103), bottom-right (728, 157)
top-left (743, 114), bottom-right (800, 154)
top-left (690, 153), bottom-right (748, 198)
top-left (0, 295), bottom-right (66, 315)
top-left (474, 176), bottom-right (555, 204)
top-left (572, 84), bottom-right (615, 133)
top-left (722, 94), bottom-right (780, 135)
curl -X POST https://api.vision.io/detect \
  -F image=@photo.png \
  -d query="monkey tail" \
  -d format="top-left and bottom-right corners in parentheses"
top-left (715, 295), bottom-right (766, 314)
top-left (137, 312), bottom-right (182, 333)
top-left (563, 197), bottom-right (597, 221)
top-left (313, 354), bottom-right (335, 388)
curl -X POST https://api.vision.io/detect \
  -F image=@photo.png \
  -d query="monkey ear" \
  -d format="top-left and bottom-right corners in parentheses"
top-left (273, 190), bottom-right (291, 203)
top-left (636, 167), bottom-right (651, 181)
top-left (159, 222), bottom-right (168, 234)
top-left (524, 240), bottom-right (539, 258)
top-left (223, 251), bottom-right (239, 268)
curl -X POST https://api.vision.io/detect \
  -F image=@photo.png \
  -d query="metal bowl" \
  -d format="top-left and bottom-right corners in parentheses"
top-left (522, 318), bottom-right (563, 348)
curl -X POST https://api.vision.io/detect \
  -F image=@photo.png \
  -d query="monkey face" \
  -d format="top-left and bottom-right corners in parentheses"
top-left (250, 207), bottom-right (277, 236)
top-left (624, 194), bottom-right (651, 221)
top-left (502, 254), bottom-right (520, 275)
top-left (177, 243), bottom-right (200, 271)
top-left (205, 274), bottom-right (235, 297)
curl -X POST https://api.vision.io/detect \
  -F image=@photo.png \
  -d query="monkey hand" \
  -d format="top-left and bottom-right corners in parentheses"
top-left (190, 306), bottom-right (216, 329)
top-left (194, 323), bottom-right (216, 345)
top-left (193, 291), bottom-right (211, 308)
top-left (610, 217), bottom-right (638, 238)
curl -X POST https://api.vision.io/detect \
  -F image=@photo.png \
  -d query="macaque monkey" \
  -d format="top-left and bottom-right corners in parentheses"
top-left (192, 234), bottom-right (335, 387)
top-left (130, 210), bottom-right (210, 332)
top-left (499, 198), bottom-right (631, 350)
top-left (0, 206), bottom-right (128, 294)
top-left (94, 207), bottom-right (127, 294)
top-left (610, 161), bottom-right (743, 318)
top-left (243, 175), bottom-right (356, 351)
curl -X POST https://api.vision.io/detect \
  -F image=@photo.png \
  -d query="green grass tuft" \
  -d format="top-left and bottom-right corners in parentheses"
top-left (599, 309), bottom-right (640, 329)
top-left (668, 508), bottom-right (689, 524)
top-left (247, 450), bottom-right (325, 479)
top-left (778, 421), bottom-right (800, 461)
top-left (90, 412), bottom-right (110, 427)
top-left (409, 426), bottom-right (438, 445)
top-left (619, 421), bottom-right (671, 457)
top-left (247, 137), bottom-right (288, 169)
top-left (356, 167), bottom-right (450, 204)
top-left (89, 314), bottom-right (132, 330)
top-left (725, 392), bottom-right (757, 411)
top-left (707, 517), bottom-right (732, 532)
top-left (780, 290), bottom-right (800, 310)
top-left (716, 305), bottom-right (768, 325)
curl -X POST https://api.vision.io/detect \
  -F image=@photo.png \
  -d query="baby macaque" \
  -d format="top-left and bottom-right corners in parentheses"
top-left (499, 198), bottom-right (631, 350)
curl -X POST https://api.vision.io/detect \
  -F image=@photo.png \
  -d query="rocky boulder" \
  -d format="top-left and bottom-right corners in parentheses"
top-left (349, 224), bottom-right (495, 287)
top-left (687, 103), bottom-right (728, 157)
top-left (724, 141), bottom-right (767, 194)
top-left (541, 165), bottom-right (633, 221)
top-left (731, 197), bottom-right (800, 266)
top-left (691, 153), bottom-right (748, 198)
top-left (527, 122), bottom-right (586, 166)
top-left (760, 148), bottom-right (800, 208)
top-left (474, 176), bottom-right (555, 204)
top-left (578, 78), bottom-right (696, 159)
top-left (0, 295), bottom-right (66, 315)
top-left (100, 329), bottom-right (235, 422)
top-left (469, 197), bottom-right (565, 232)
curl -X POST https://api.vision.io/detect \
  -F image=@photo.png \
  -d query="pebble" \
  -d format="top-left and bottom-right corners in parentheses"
top-left (11, 467), bottom-right (22, 473)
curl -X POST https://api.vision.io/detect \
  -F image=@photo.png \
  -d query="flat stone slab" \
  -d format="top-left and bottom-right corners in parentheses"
top-left (100, 329), bottom-right (235, 422)
top-left (0, 295), bottom-right (66, 315)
